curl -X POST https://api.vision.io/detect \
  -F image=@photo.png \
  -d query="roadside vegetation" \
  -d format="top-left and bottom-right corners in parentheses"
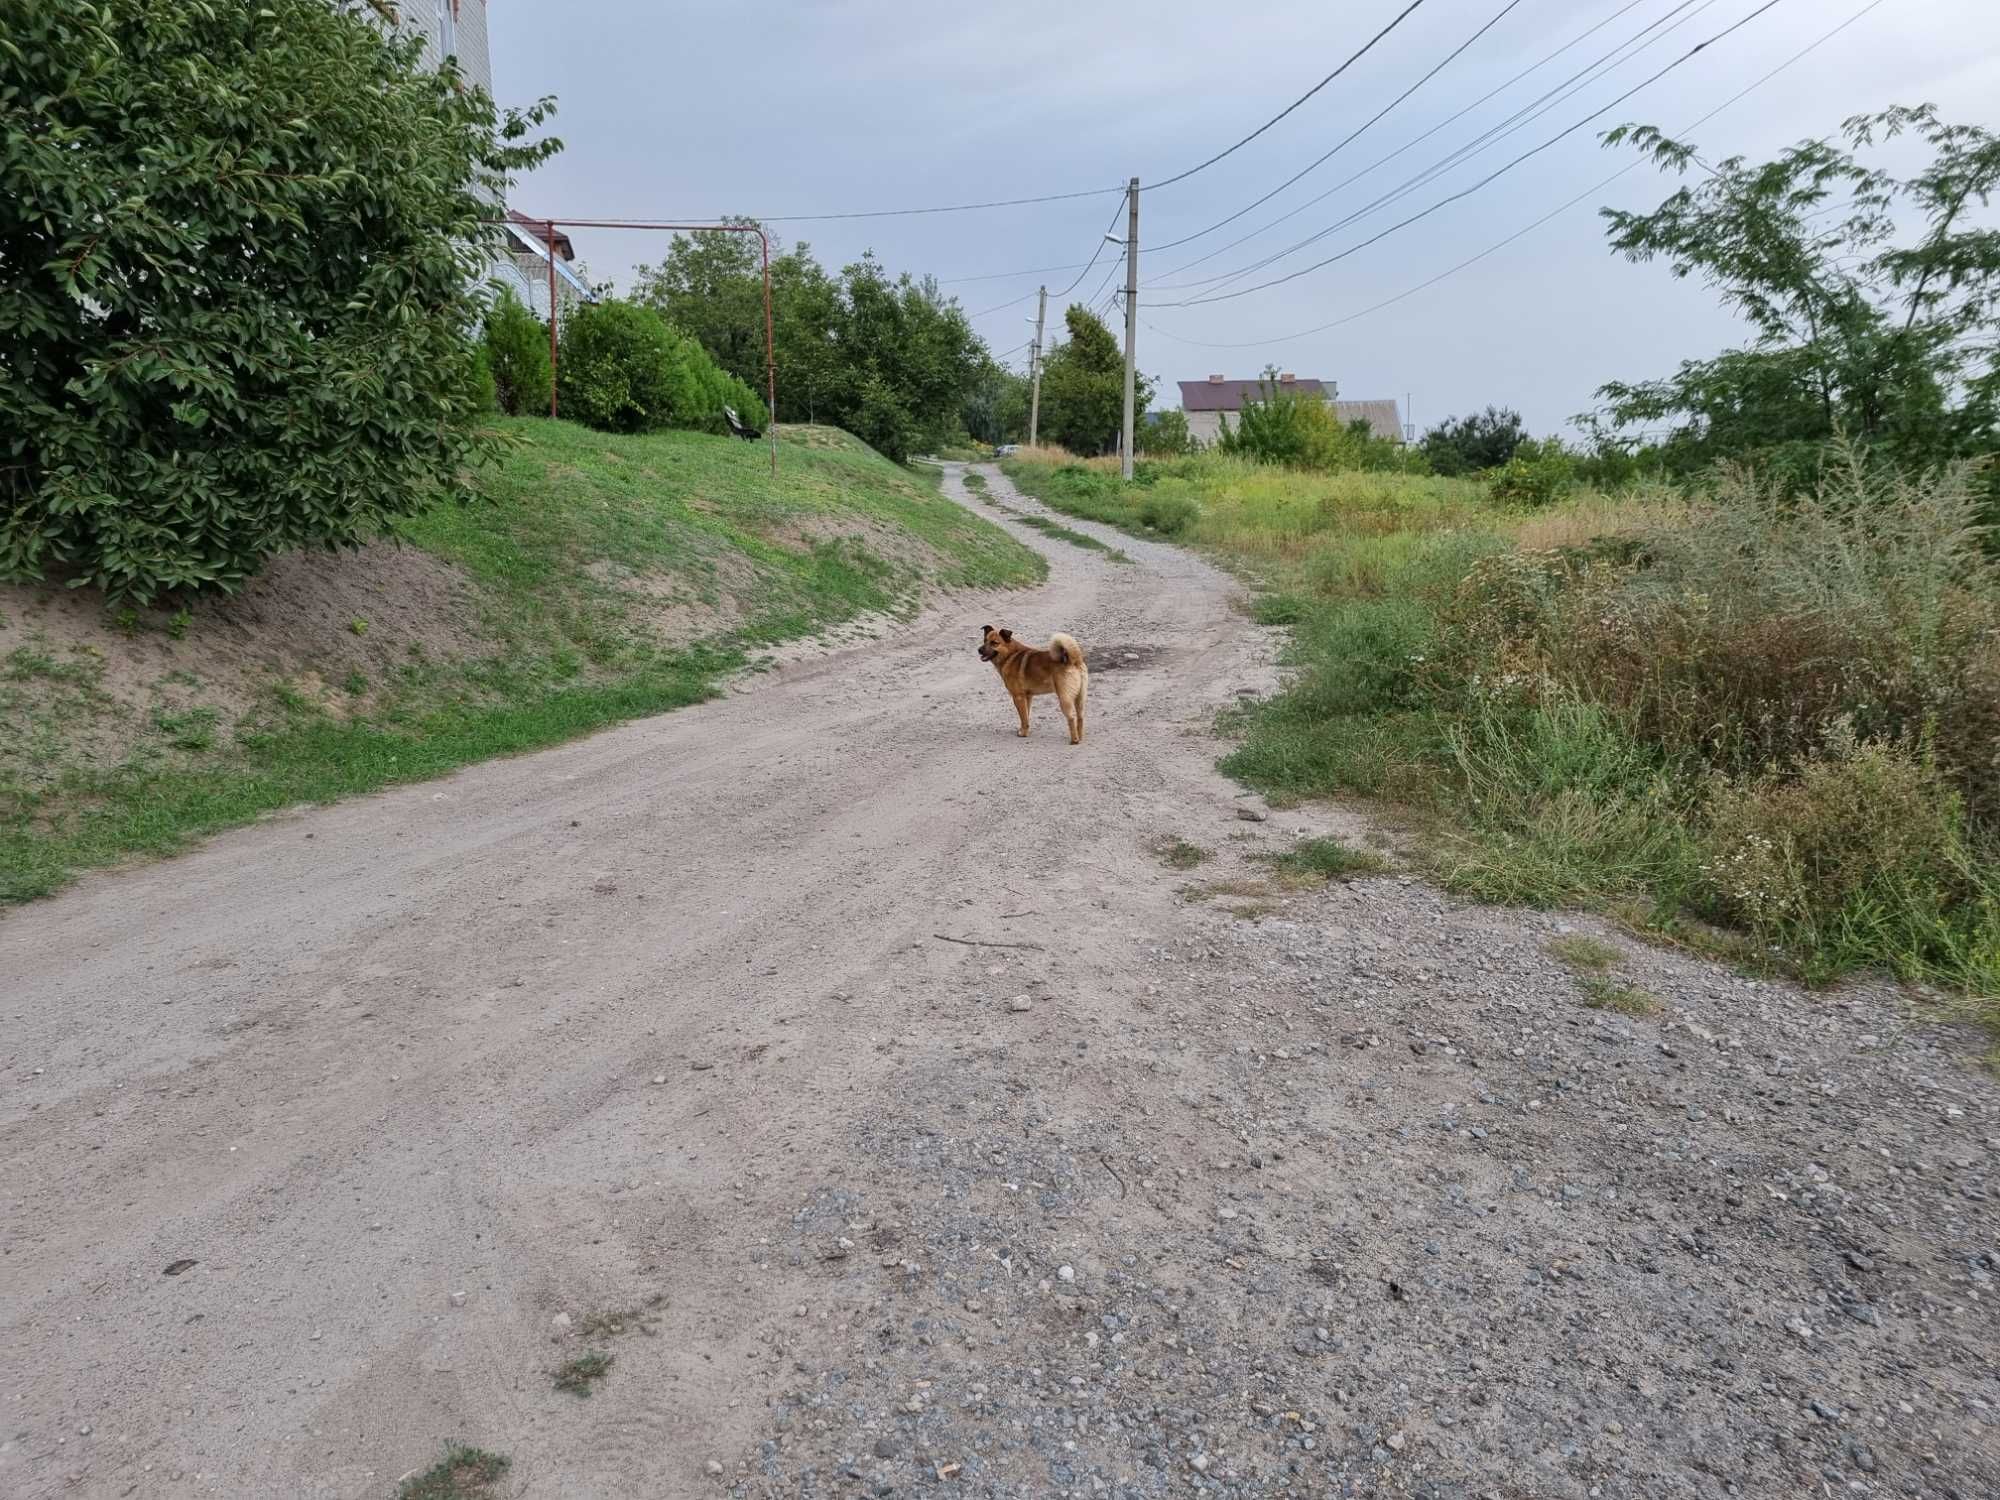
top-left (0, 422), bottom-right (1042, 903)
top-left (1003, 104), bottom-right (2000, 1023)
top-left (1005, 444), bottom-right (2000, 1017)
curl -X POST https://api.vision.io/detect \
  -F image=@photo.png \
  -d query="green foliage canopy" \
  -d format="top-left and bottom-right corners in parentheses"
top-left (0, 0), bottom-right (558, 602)
top-left (1588, 105), bottom-right (2000, 489)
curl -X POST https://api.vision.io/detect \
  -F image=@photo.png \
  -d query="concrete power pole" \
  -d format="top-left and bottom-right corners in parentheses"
top-left (1120, 177), bottom-right (1139, 482)
top-left (1028, 285), bottom-right (1047, 446)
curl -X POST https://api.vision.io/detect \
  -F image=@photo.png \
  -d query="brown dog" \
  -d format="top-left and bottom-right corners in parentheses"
top-left (978, 625), bottom-right (1088, 745)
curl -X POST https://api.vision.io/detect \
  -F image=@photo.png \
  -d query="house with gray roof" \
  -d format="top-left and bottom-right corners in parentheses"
top-left (1178, 374), bottom-right (1403, 448)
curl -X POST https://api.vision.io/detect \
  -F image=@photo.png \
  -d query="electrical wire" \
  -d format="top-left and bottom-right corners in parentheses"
top-left (968, 288), bottom-right (1041, 319)
top-left (1142, 0), bottom-right (1661, 287)
top-left (1147, 0), bottom-right (1527, 256)
top-left (1155, 0), bottom-right (1791, 309)
top-left (753, 185), bottom-right (1123, 223)
top-left (939, 261), bottom-right (1092, 286)
top-left (1152, 0), bottom-right (1724, 299)
top-left (1142, 0), bottom-right (1884, 349)
top-left (1148, 0), bottom-right (1431, 191)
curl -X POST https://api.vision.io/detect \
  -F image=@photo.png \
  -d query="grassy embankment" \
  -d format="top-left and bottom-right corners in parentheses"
top-left (1004, 446), bottom-right (2000, 1021)
top-left (0, 420), bottom-right (1043, 902)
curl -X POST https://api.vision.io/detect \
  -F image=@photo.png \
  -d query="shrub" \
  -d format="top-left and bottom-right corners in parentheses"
top-left (1139, 488), bottom-right (1200, 535)
top-left (1487, 438), bottom-right (1578, 507)
top-left (557, 300), bottom-right (687, 433)
top-left (1421, 406), bottom-right (1527, 477)
top-left (553, 300), bottom-right (764, 437)
top-left (469, 345), bottom-right (500, 414)
top-left (1139, 409), bottom-right (1195, 456)
top-left (0, 0), bottom-right (556, 603)
top-left (1697, 726), bottom-right (1992, 977)
top-left (484, 287), bottom-right (552, 416)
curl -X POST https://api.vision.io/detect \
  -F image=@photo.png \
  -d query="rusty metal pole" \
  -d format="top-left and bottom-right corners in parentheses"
top-left (545, 219), bottom-right (559, 419)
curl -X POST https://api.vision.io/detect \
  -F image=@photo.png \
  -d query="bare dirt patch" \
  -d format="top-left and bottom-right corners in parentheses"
top-left (0, 542), bottom-right (485, 776)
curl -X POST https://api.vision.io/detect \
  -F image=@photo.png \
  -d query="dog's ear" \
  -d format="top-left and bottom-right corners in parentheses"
top-left (999, 628), bottom-right (1013, 642)
top-left (980, 624), bottom-right (994, 637)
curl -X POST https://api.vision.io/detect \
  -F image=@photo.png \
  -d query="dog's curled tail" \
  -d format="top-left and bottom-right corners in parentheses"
top-left (1048, 632), bottom-right (1085, 668)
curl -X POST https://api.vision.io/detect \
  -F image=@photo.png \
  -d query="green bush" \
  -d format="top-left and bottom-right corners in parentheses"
top-left (1139, 410), bottom-right (1195, 457)
top-left (469, 346), bottom-right (500, 414)
top-left (1139, 487), bottom-right (1200, 535)
top-left (553, 300), bottom-right (765, 437)
top-left (484, 286), bottom-right (552, 416)
top-left (0, 0), bottom-right (556, 603)
top-left (1487, 438), bottom-right (1578, 507)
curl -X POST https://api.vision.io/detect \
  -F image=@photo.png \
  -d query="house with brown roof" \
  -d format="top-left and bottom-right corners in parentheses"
top-left (1178, 374), bottom-right (1403, 448)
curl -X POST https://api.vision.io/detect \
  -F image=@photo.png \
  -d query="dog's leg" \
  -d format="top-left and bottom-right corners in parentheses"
top-left (1014, 691), bottom-right (1032, 737)
top-left (1072, 677), bottom-right (1086, 745)
top-left (1057, 682), bottom-right (1080, 745)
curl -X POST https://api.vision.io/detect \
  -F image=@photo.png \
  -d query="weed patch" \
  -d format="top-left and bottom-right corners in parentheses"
top-left (1158, 837), bottom-right (1208, 870)
top-left (1259, 836), bottom-right (1389, 885)
top-left (553, 1350), bottom-right (613, 1396)
top-left (1014, 515), bottom-right (1131, 563)
top-left (1578, 975), bottom-right (1659, 1017)
top-left (397, 1444), bottom-right (510, 1500)
top-left (1547, 935), bottom-right (1624, 972)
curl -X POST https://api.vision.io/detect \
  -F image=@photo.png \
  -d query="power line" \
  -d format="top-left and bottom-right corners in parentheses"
top-left (1148, 0), bottom-right (1527, 256)
top-left (1156, 0), bottom-right (1792, 310)
top-left (754, 185), bottom-right (1123, 223)
top-left (1150, 0), bottom-right (1719, 295)
top-left (1149, 0), bottom-right (1431, 191)
top-left (968, 288), bottom-right (1041, 319)
top-left (1143, 0), bottom-right (1885, 350)
top-left (1050, 196), bottom-right (1133, 300)
top-left (939, 261), bottom-right (1091, 286)
top-left (1142, 0), bottom-right (1660, 287)
top-left (1182, 0), bottom-right (1727, 297)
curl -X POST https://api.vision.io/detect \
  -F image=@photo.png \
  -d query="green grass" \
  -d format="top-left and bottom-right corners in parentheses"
top-left (396, 1444), bottom-right (510, 1500)
top-left (1, 420), bottom-right (1044, 904)
top-left (553, 1349), bottom-right (613, 1397)
top-left (1547, 934), bottom-right (1625, 973)
top-left (1578, 974), bottom-right (1659, 1017)
top-left (961, 469), bottom-right (988, 490)
top-left (1013, 514), bottom-right (1131, 563)
top-left (1258, 835), bottom-right (1390, 885)
top-left (1158, 837), bottom-right (1209, 869)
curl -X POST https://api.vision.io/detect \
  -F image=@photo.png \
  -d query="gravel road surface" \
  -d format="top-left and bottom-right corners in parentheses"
top-left (4, 463), bottom-right (1996, 1500)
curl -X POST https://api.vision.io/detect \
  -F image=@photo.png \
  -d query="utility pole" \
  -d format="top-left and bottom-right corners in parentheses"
top-left (1028, 285), bottom-right (1047, 447)
top-left (1120, 177), bottom-right (1139, 482)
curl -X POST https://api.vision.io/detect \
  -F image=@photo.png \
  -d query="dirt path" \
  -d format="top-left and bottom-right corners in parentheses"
top-left (4, 465), bottom-right (1997, 1500)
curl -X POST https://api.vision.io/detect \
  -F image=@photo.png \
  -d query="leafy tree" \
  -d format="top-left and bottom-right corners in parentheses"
top-left (635, 232), bottom-right (989, 459)
top-left (483, 286), bottom-right (553, 417)
top-left (1587, 105), bottom-right (2000, 490)
top-left (630, 221), bottom-right (768, 390)
top-left (1038, 306), bottom-right (1153, 456)
top-left (961, 358), bottom-right (1031, 445)
top-left (1420, 406), bottom-right (1527, 476)
top-left (0, 0), bottom-right (557, 602)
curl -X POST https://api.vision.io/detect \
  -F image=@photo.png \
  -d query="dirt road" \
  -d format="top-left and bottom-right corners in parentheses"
top-left (5, 465), bottom-right (1997, 1500)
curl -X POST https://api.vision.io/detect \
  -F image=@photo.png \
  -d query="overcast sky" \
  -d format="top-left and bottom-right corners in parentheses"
top-left (490, 0), bottom-right (2000, 437)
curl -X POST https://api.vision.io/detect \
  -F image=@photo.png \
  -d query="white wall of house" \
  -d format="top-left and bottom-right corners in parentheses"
top-left (1186, 410), bottom-right (1227, 447)
top-left (394, 1), bottom-right (493, 96)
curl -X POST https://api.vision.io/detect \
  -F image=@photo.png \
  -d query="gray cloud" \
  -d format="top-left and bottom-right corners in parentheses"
top-left (491, 0), bottom-right (2000, 435)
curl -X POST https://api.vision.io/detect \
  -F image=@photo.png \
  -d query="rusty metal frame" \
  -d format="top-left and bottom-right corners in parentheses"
top-left (487, 216), bottom-right (777, 478)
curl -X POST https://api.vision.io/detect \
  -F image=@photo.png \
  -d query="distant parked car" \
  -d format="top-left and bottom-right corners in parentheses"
top-left (995, 444), bottom-right (1019, 457)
